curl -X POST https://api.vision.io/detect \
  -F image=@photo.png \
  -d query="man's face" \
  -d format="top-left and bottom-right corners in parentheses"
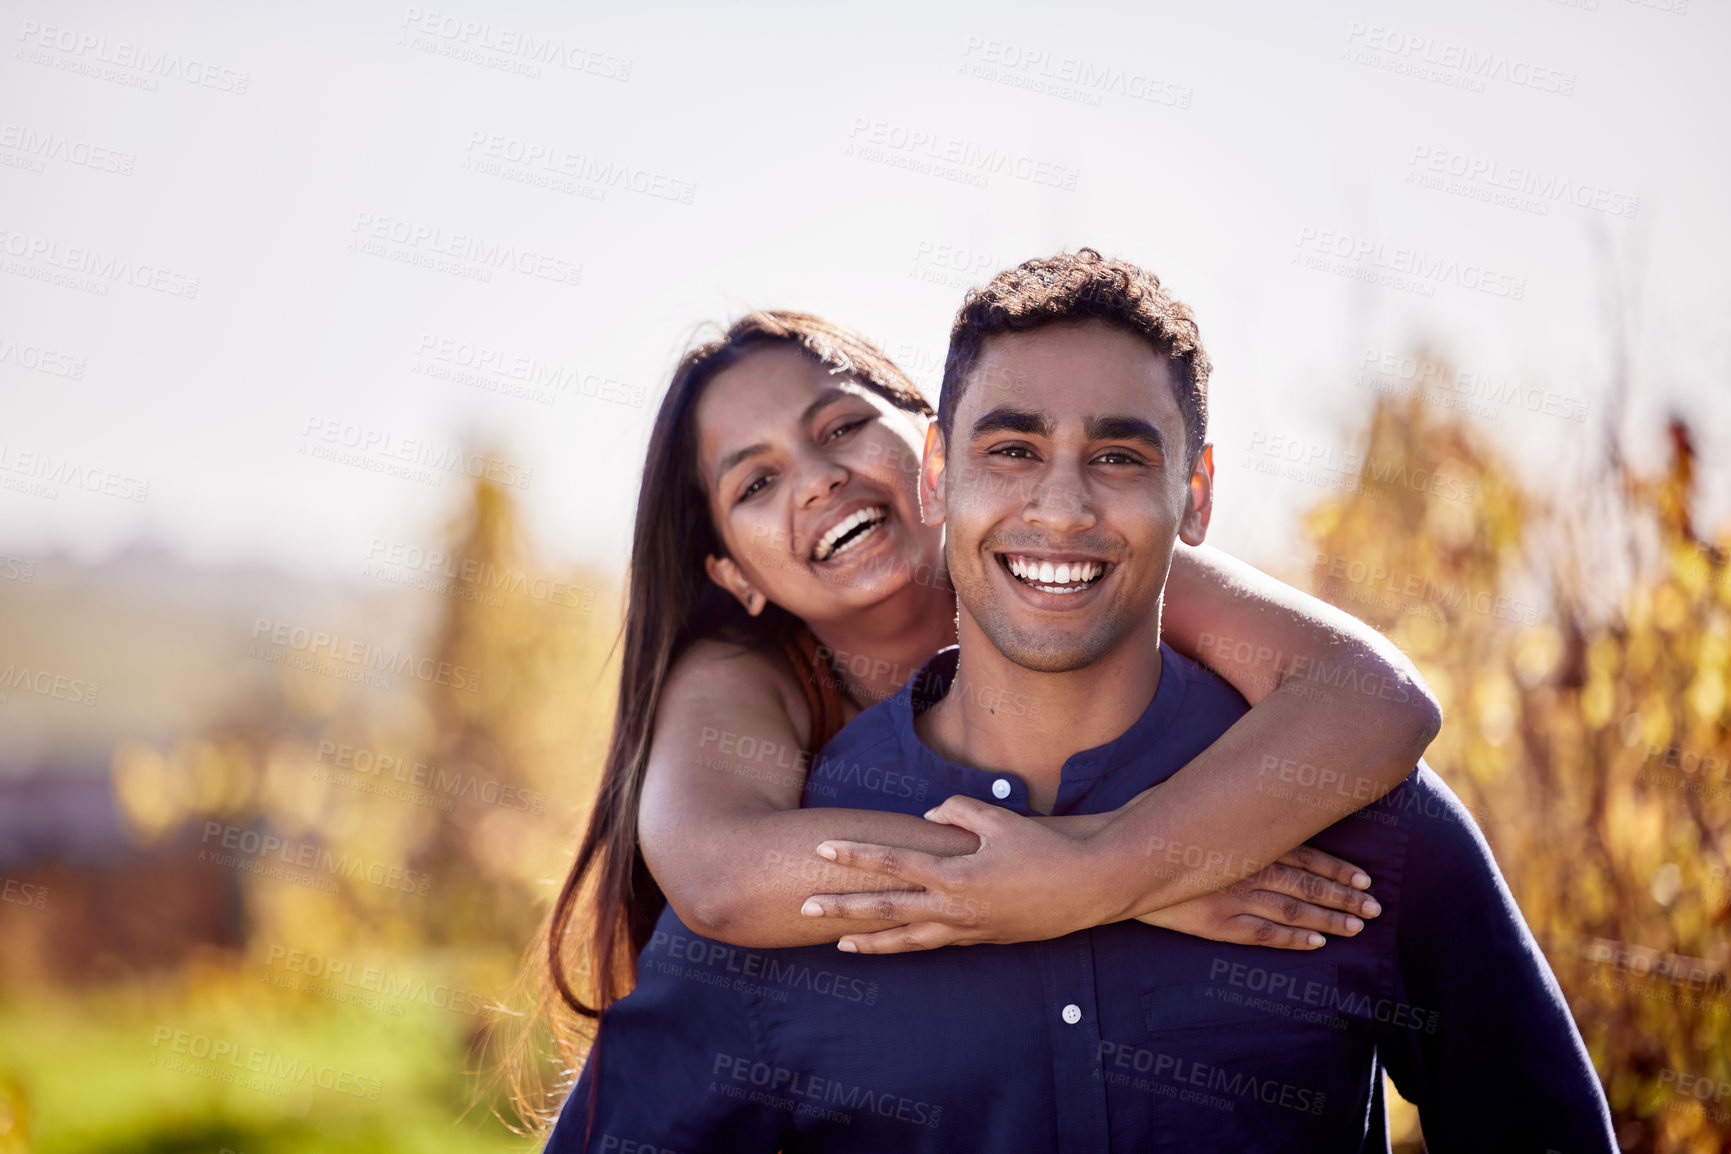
top-left (922, 319), bottom-right (1212, 672)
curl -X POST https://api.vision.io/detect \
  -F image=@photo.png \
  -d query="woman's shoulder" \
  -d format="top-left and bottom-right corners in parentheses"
top-left (663, 635), bottom-right (814, 747)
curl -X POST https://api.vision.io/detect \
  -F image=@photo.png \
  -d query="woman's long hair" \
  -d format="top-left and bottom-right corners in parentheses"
top-left (512, 310), bottom-right (931, 1134)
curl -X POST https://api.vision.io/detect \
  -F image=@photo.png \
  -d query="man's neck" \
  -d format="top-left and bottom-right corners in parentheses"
top-left (916, 616), bottom-right (1164, 815)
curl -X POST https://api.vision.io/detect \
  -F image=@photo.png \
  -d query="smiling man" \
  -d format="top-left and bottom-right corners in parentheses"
top-left (544, 250), bottom-right (1615, 1152)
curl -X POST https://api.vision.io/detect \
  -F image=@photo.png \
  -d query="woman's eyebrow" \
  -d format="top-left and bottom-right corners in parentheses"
top-left (798, 386), bottom-right (854, 426)
top-left (712, 388), bottom-right (859, 485)
top-left (713, 441), bottom-right (768, 486)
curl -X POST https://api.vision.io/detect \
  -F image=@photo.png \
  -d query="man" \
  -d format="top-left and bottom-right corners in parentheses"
top-left (545, 249), bottom-right (1615, 1151)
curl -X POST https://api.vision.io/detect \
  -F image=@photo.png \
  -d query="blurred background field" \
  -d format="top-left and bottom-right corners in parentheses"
top-left (1, 371), bottom-right (1726, 1151)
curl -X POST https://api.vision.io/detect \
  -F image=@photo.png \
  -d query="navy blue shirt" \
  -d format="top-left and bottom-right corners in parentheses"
top-left (547, 644), bottom-right (1614, 1153)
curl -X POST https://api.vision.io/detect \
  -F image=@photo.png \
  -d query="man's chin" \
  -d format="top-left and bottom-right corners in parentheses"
top-left (976, 621), bottom-right (1116, 674)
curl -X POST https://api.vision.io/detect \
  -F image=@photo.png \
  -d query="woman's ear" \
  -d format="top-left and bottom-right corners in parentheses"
top-left (1179, 443), bottom-right (1214, 546)
top-left (704, 553), bottom-right (767, 616)
top-left (919, 423), bottom-right (948, 527)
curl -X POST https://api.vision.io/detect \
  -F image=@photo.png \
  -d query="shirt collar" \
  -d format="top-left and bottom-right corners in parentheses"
top-left (885, 640), bottom-right (1195, 814)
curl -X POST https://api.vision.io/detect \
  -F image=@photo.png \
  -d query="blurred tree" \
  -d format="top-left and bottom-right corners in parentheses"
top-left (1300, 382), bottom-right (1730, 1153)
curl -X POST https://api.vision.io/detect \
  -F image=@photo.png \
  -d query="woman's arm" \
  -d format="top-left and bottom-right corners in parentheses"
top-left (637, 639), bottom-right (980, 948)
top-left (640, 632), bottom-right (1377, 952)
top-left (798, 544), bottom-right (1442, 951)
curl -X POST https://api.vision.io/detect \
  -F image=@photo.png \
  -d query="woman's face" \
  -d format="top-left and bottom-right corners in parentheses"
top-left (694, 344), bottom-right (941, 628)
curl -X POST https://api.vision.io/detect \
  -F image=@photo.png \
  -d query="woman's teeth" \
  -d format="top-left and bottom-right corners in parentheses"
top-left (1005, 555), bottom-right (1104, 593)
top-left (813, 506), bottom-right (888, 562)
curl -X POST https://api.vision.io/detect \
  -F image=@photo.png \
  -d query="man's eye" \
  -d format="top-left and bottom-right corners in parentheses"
top-left (988, 444), bottom-right (1037, 459)
top-left (1094, 450), bottom-right (1145, 466)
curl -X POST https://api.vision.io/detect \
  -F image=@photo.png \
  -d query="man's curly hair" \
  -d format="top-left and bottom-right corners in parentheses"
top-left (937, 247), bottom-right (1212, 468)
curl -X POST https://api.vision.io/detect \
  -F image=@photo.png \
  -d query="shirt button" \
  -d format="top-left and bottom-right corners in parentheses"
top-left (1061, 1003), bottom-right (1082, 1024)
top-left (991, 778), bottom-right (1012, 799)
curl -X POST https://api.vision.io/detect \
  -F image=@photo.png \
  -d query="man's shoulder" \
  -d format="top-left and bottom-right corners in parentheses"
top-left (814, 695), bottom-right (903, 766)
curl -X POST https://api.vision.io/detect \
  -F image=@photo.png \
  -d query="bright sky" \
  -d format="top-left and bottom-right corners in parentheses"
top-left (3, 0), bottom-right (1726, 581)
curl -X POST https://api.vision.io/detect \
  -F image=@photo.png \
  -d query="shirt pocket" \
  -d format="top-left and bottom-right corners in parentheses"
top-left (1131, 961), bottom-right (1371, 1152)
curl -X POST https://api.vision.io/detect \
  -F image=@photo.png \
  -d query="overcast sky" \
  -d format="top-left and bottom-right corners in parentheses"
top-left (3, 0), bottom-right (1726, 582)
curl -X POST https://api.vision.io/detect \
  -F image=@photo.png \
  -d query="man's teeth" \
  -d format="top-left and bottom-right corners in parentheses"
top-left (1005, 556), bottom-right (1104, 591)
top-left (813, 507), bottom-right (888, 561)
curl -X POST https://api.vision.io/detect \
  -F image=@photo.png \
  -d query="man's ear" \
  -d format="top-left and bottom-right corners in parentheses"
top-left (704, 553), bottom-right (767, 616)
top-left (1179, 443), bottom-right (1213, 546)
top-left (919, 423), bottom-right (948, 527)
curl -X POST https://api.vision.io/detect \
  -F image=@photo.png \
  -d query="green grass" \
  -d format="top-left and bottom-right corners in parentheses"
top-left (0, 966), bottom-right (538, 1154)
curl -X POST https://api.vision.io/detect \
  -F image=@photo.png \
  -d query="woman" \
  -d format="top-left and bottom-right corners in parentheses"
top-left (528, 310), bottom-right (1438, 1130)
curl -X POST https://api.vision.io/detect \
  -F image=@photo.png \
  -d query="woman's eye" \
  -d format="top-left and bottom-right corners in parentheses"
top-left (737, 475), bottom-right (773, 503)
top-left (825, 417), bottom-right (871, 443)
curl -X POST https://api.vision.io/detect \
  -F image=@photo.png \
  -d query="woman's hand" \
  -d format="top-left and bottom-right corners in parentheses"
top-left (1132, 851), bottom-right (1382, 950)
top-left (798, 795), bottom-right (1380, 953)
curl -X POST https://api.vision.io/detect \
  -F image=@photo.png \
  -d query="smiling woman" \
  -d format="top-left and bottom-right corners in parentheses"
top-left (527, 304), bottom-right (1442, 1141)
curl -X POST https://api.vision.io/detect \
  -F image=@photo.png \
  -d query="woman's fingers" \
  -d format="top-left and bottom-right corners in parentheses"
top-left (1253, 861), bottom-right (1382, 919)
top-left (1276, 845), bottom-right (1372, 890)
top-left (836, 923), bottom-right (962, 954)
top-left (1221, 915), bottom-right (1328, 951)
top-left (1239, 887), bottom-right (1365, 938)
top-left (801, 887), bottom-right (988, 927)
top-left (813, 840), bottom-right (948, 889)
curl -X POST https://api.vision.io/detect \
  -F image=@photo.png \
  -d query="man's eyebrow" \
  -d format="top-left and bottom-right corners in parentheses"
top-left (1085, 415), bottom-right (1165, 454)
top-left (970, 406), bottom-right (1051, 439)
top-left (713, 387), bottom-right (856, 485)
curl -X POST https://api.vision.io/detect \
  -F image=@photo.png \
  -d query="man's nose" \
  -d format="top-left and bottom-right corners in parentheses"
top-left (1021, 462), bottom-right (1095, 532)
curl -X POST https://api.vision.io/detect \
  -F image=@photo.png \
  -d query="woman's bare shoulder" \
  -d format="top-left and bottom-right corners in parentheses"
top-left (661, 636), bottom-right (812, 747)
